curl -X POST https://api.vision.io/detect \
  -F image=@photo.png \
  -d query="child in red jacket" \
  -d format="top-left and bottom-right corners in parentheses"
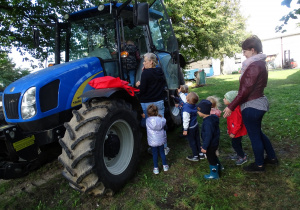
top-left (223, 91), bottom-right (248, 165)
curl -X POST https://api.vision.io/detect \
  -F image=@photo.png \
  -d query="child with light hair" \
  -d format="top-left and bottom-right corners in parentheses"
top-left (146, 104), bottom-right (169, 174)
top-left (175, 84), bottom-right (189, 116)
top-left (206, 96), bottom-right (222, 117)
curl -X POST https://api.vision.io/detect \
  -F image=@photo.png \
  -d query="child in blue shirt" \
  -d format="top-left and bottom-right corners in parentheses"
top-left (182, 92), bottom-right (205, 161)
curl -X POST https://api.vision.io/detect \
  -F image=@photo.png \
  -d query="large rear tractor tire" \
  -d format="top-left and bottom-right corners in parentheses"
top-left (58, 99), bottom-right (141, 196)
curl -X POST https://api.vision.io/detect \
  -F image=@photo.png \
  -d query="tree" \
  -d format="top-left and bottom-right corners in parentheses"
top-left (165, 0), bottom-right (249, 62)
top-left (0, 0), bottom-right (248, 69)
top-left (0, 52), bottom-right (30, 90)
top-left (276, 0), bottom-right (300, 33)
top-left (0, 0), bottom-right (100, 69)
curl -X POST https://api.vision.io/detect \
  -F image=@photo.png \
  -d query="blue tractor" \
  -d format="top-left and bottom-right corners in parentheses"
top-left (0, 0), bottom-right (185, 195)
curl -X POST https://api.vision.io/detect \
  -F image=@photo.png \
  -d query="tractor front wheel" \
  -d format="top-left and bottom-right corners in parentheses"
top-left (58, 99), bottom-right (141, 195)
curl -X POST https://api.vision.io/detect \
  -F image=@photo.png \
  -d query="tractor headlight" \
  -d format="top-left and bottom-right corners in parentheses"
top-left (21, 87), bottom-right (37, 119)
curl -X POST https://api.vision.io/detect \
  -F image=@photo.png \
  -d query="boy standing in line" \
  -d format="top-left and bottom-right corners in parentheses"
top-left (182, 92), bottom-right (205, 161)
top-left (197, 99), bottom-right (221, 179)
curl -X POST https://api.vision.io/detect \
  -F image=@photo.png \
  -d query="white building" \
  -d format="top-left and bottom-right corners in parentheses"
top-left (189, 32), bottom-right (300, 76)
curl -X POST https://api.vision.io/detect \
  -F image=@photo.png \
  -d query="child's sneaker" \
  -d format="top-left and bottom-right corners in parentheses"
top-left (163, 165), bottom-right (169, 172)
top-left (236, 155), bottom-right (248, 165)
top-left (199, 153), bottom-right (206, 159)
top-left (164, 147), bottom-right (170, 155)
top-left (153, 168), bottom-right (159, 174)
top-left (186, 155), bottom-right (199, 162)
top-left (243, 162), bottom-right (265, 173)
top-left (230, 154), bottom-right (239, 160)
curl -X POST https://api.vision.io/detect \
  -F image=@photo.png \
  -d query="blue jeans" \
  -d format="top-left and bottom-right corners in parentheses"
top-left (141, 100), bottom-right (165, 128)
top-left (152, 145), bottom-right (167, 168)
top-left (128, 69), bottom-right (136, 86)
top-left (242, 107), bottom-right (276, 165)
top-left (231, 136), bottom-right (245, 158)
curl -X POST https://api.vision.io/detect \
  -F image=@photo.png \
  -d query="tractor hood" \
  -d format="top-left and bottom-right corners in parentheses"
top-left (4, 57), bottom-right (105, 123)
top-left (5, 57), bottom-right (102, 93)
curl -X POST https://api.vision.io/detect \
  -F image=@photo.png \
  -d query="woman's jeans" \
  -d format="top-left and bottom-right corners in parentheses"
top-left (141, 100), bottom-right (168, 148)
top-left (152, 145), bottom-right (167, 168)
top-left (242, 107), bottom-right (276, 165)
top-left (141, 100), bottom-right (165, 128)
top-left (231, 136), bottom-right (245, 158)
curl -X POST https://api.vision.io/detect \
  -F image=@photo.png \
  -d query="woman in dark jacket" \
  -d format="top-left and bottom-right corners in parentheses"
top-left (223, 35), bottom-right (278, 172)
top-left (136, 53), bottom-right (166, 109)
top-left (136, 53), bottom-right (170, 155)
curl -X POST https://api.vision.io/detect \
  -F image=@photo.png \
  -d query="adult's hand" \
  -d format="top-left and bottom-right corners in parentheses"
top-left (136, 81), bottom-right (140, 87)
top-left (223, 107), bottom-right (232, 118)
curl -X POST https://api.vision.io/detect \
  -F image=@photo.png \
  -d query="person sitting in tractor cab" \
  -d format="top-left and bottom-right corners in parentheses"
top-left (121, 40), bottom-right (140, 86)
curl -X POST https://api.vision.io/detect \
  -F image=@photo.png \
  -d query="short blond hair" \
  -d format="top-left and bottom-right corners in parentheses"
top-left (180, 85), bottom-right (189, 93)
top-left (206, 96), bottom-right (220, 109)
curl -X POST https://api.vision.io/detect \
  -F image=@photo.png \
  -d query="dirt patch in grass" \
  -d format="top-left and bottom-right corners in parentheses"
top-left (0, 160), bottom-right (62, 205)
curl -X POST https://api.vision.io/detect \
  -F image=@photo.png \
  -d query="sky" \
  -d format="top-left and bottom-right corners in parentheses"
top-left (240, 0), bottom-right (300, 39)
top-left (8, 0), bottom-right (300, 70)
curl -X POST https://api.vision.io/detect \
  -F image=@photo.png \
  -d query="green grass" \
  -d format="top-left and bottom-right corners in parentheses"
top-left (1, 69), bottom-right (300, 209)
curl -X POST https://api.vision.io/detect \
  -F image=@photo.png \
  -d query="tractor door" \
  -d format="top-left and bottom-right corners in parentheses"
top-left (149, 0), bottom-right (181, 89)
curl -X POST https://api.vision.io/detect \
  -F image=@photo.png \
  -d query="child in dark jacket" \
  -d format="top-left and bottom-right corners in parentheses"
top-left (182, 92), bottom-right (205, 161)
top-left (197, 99), bottom-right (222, 179)
top-left (224, 91), bottom-right (248, 165)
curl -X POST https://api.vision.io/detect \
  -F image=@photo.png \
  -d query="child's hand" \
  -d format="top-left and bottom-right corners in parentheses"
top-left (229, 133), bottom-right (235, 138)
top-left (197, 111), bottom-right (202, 117)
top-left (183, 131), bottom-right (188, 136)
top-left (201, 148), bottom-right (206, 153)
top-left (175, 104), bottom-right (179, 107)
top-left (141, 113), bottom-right (145, 118)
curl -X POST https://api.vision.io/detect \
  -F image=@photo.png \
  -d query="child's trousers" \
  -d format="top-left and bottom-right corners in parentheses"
top-left (152, 145), bottom-right (167, 168)
top-left (206, 145), bottom-right (219, 165)
top-left (186, 126), bottom-right (201, 156)
top-left (231, 136), bottom-right (246, 158)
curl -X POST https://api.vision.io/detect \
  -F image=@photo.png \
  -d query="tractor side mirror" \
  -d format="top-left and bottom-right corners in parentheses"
top-left (33, 29), bottom-right (40, 48)
top-left (133, 3), bottom-right (149, 26)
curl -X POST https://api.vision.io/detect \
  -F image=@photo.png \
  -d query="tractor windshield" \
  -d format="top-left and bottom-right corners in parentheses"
top-left (68, 13), bottom-right (116, 61)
